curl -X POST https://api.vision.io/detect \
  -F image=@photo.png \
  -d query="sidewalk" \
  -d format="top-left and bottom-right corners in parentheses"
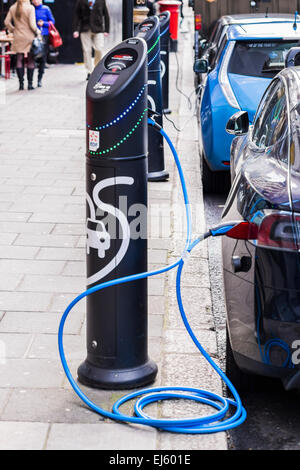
top-left (0, 11), bottom-right (227, 451)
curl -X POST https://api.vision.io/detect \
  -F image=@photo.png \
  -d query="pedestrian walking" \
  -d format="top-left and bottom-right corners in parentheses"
top-left (32, 0), bottom-right (55, 88)
top-left (73, 0), bottom-right (110, 80)
top-left (4, 0), bottom-right (41, 90)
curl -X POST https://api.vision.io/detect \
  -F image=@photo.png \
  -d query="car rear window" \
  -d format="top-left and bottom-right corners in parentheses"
top-left (228, 40), bottom-right (299, 78)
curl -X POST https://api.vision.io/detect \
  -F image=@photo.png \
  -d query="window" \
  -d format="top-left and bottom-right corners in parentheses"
top-left (209, 21), bottom-right (222, 44)
top-left (207, 23), bottom-right (228, 69)
top-left (210, 35), bottom-right (227, 69)
top-left (252, 79), bottom-right (288, 151)
top-left (217, 26), bottom-right (228, 48)
top-left (228, 40), bottom-right (299, 79)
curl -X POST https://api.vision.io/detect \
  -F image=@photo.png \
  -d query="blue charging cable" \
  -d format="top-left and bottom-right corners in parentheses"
top-left (58, 119), bottom-right (247, 434)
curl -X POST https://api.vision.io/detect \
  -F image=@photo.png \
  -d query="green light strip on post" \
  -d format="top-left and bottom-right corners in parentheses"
top-left (147, 36), bottom-right (160, 54)
top-left (89, 109), bottom-right (148, 157)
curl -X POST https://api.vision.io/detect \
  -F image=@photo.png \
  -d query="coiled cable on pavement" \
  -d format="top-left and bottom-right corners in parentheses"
top-left (58, 119), bottom-right (247, 434)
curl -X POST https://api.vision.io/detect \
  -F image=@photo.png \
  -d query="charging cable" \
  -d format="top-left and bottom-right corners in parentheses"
top-left (163, 84), bottom-right (202, 133)
top-left (58, 119), bottom-right (246, 434)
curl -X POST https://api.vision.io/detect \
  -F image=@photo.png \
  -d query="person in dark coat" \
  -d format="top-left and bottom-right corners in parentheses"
top-left (73, 0), bottom-right (110, 80)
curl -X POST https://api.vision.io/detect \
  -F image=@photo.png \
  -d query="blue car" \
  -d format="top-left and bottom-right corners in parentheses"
top-left (197, 20), bottom-right (300, 193)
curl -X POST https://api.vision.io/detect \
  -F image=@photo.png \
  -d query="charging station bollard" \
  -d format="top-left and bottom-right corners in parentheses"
top-left (135, 16), bottom-right (169, 182)
top-left (77, 37), bottom-right (158, 390)
top-left (159, 11), bottom-right (171, 115)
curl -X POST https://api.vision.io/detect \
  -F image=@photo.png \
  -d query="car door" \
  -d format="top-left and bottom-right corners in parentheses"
top-left (288, 72), bottom-right (300, 327)
top-left (222, 76), bottom-right (291, 366)
top-left (199, 35), bottom-right (228, 160)
top-left (289, 71), bottom-right (300, 236)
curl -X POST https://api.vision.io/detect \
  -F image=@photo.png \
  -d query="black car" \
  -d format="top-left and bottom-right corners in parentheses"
top-left (222, 65), bottom-right (300, 391)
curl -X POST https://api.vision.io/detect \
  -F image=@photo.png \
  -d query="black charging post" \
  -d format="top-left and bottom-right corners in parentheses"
top-left (135, 16), bottom-right (169, 182)
top-left (159, 11), bottom-right (171, 115)
top-left (78, 37), bottom-right (158, 390)
top-left (122, 0), bottom-right (134, 39)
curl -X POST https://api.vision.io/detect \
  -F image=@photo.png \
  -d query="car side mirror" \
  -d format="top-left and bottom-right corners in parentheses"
top-left (199, 39), bottom-right (208, 50)
top-left (285, 47), bottom-right (300, 67)
top-left (194, 59), bottom-right (209, 74)
top-left (226, 111), bottom-right (249, 136)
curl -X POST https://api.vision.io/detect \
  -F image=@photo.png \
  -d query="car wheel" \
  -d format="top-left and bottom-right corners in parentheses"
top-left (225, 326), bottom-right (257, 394)
top-left (201, 154), bottom-right (230, 194)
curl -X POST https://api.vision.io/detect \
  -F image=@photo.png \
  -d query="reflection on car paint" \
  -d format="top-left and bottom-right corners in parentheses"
top-left (221, 65), bottom-right (300, 388)
top-left (255, 283), bottom-right (295, 369)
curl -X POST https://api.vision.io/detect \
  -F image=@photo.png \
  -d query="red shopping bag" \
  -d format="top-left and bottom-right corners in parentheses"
top-left (48, 22), bottom-right (63, 49)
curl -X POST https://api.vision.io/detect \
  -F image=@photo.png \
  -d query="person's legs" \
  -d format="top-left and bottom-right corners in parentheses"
top-left (27, 53), bottom-right (35, 90)
top-left (80, 31), bottom-right (93, 77)
top-left (10, 54), bottom-right (17, 74)
top-left (38, 35), bottom-right (49, 87)
top-left (16, 53), bottom-right (25, 90)
top-left (92, 33), bottom-right (104, 68)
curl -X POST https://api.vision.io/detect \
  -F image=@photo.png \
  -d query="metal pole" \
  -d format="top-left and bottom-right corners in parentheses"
top-left (122, 0), bottom-right (134, 40)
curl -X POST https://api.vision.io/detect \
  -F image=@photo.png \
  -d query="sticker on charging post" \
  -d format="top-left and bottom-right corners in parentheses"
top-left (89, 130), bottom-right (100, 152)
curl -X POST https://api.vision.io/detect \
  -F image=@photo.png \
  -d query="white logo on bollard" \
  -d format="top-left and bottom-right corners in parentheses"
top-left (86, 176), bottom-right (134, 285)
top-left (160, 54), bottom-right (166, 79)
top-left (147, 80), bottom-right (157, 112)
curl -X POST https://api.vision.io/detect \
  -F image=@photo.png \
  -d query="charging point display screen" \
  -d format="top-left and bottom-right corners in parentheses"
top-left (105, 49), bottom-right (137, 71)
top-left (98, 73), bottom-right (119, 85)
top-left (137, 23), bottom-right (154, 37)
top-left (140, 23), bottom-right (153, 31)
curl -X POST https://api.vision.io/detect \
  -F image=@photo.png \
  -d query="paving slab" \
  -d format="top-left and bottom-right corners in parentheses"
top-left (0, 422), bottom-right (49, 450)
top-left (46, 423), bottom-right (157, 451)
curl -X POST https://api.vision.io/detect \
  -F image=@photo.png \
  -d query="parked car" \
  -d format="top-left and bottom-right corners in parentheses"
top-left (222, 66), bottom-right (300, 391)
top-left (197, 20), bottom-right (300, 193)
top-left (196, 13), bottom-right (300, 86)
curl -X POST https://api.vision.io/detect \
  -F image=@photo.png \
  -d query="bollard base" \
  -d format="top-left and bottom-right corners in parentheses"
top-left (77, 359), bottom-right (158, 390)
top-left (170, 39), bottom-right (178, 53)
top-left (148, 170), bottom-right (169, 182)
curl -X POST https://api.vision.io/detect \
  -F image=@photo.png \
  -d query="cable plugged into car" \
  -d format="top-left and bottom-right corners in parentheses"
top-left (217, 213), bottom-right (300, 251)
top-left (58, 115), bottom-right (247, 435)
top-left (58, 34), bottom-right (247, 435)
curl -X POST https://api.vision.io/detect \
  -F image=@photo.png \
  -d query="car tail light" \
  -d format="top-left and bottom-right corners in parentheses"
top-left (226, 213), bottom-right (300, 251)
top-left (258, 213), bottom-right (299, 251)
top-left (195, 14), bottom-right (202, 31)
